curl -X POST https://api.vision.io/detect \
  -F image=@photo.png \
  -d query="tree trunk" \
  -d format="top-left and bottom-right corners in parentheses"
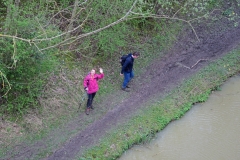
top-left (4, 0), bottom-right (13, 34)
top-left (4, 0), bottom-right (20, 34)
top-left (65, 0), bottom-right (79, 39)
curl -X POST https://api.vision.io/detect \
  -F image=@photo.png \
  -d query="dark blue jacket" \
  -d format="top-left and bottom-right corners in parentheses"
top-left (121, 54), bottom-right (134, 74)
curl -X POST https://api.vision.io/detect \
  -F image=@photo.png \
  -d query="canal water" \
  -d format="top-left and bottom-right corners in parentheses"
top-left (119, 76), bottom-right (240, 160)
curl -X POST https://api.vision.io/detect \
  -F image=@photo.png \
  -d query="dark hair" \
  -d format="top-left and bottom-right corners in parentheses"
top-left (133, 52), bottom-right (140, 56)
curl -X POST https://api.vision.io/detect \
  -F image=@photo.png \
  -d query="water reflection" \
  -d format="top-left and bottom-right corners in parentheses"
top-left (119, 76), bottom-right (240, 160)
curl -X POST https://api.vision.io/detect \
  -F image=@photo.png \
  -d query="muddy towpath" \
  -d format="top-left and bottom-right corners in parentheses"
top-left (3, 10), bottom-right (240, 160)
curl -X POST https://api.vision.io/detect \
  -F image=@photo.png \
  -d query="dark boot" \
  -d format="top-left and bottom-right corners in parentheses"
top-left (85, 108), bottom-right (90, 115)
top-left (121, 87), bottom-right (130, 92)
top-left (90, 105), bottom-right (94, 110)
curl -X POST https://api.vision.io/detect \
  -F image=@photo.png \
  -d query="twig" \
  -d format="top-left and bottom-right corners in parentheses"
top-left (0, 34), bottom-right (31, 43)
top-left (126, 13), bottom-right (201, 41)
top-left (173, 6), bottom-right (184, 18)
top-left (191, 59), bottom-right (208, 68)
top-left (35, 17), bottom-right (48, 39)
top-left (188, 9), bottom-right (221, 22)
top-left (177, 59), bottom-right (208, 69)
top-left (176, 62), bottom-right (191, 69)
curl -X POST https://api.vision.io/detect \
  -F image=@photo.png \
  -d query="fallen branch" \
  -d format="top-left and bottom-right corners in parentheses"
top-left (0, 70), bottom-right (11, 97)
top-left (191, 59), bottom-right (208, 68)
top-left (177, 59), bottom-right (208, 69)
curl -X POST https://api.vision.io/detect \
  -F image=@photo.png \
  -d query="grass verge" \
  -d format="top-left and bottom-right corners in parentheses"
top-left (79, 47), bottom-right (240, 160)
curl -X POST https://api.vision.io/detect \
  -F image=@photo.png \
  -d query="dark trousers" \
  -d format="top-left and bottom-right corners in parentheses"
top-left (87, 92), bottom-right (96, 108)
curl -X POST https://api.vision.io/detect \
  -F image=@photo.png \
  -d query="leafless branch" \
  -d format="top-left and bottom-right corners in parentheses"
top-left (129, 8), bottom-right (221, 42)
top-left (0, 33), bottom-right (31, 43)
top-left (173, 6), bottom-right (184, 18)
top-left (177, 59), bottom-right (208, 69)
top-left (0, 70), bottom-right (11, 97)
top-left (39, 0), bottom-right (138, 51)
top-left (35, 17), bottom-right (48, 39)
top-left (188, 9), bottom-right (221, 22)
top-left (127, 12), bottom-right (201, 41)
top-left (191, 59), bottom-right (208, 68)
top-left (0, 1), bottom-right (219, 53)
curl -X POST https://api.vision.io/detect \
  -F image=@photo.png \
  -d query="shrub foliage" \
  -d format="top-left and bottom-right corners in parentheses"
top-left (1, 0), bottom-right (235, 116)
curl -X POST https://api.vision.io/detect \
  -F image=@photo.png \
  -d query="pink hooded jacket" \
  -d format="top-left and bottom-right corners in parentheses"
top-left (83, 73), bottom-right (104, 94)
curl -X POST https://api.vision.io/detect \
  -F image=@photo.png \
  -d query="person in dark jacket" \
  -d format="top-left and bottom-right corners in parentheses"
top-left (120, 52), bottom-right (140, 91)
top-left (83, 68), bottom-right (104, 115)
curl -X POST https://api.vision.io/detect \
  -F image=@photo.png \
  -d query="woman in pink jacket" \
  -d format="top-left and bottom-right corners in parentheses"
top-left (83, 68), bottom-right (104, 115)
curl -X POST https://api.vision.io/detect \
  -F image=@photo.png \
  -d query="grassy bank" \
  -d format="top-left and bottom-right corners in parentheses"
top-left (79, 47), bottom-right (240, 160)
top-left (0, 19), bottom-right (182, 160)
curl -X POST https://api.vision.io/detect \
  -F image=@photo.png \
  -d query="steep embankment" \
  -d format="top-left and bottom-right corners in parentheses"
top-left (2, 9), bottom-right (240, 160)
top-left (46, 11), bottom-right (240, 160)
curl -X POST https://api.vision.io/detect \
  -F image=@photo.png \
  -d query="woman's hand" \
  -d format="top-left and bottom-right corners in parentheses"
top-left (99, 68), bottom-right (103, 73)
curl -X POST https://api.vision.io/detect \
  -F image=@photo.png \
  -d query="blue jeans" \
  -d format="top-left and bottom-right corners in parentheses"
top-left (122, 71), bottom-right (134, 88)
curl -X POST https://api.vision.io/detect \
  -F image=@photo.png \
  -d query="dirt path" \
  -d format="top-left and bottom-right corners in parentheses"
top-left (44, 15), bottom-right (240, 160)
top-left (3, 10), bottom-right (240, 160)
